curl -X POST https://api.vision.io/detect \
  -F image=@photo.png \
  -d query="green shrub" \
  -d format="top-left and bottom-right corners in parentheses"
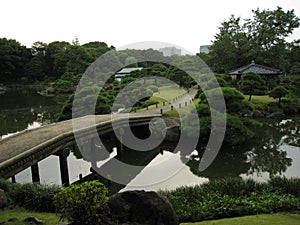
top-left (9, 182), bottom-right (62, 212)
top-left (0, 179), bottom-right (62, 212)
top-left (268, 177), bottom-right (300, 197)
top-left (54, 181), bottom-right (109, 225)
top-left (201, 178), bottom-right (262, 197)
top-left (144, 99), bottom-right (159, 107)
top-left (147, 84), bottom-right (159, 92)
top-left (160, 177), bottom-right (300, 222)
top-left (0, 178), bottom-right (14, 192)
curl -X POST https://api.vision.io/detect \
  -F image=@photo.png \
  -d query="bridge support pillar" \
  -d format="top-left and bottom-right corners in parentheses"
top-left (31, 163), bottom-right (40, 183)
top-left (58, 149), bottom-right (70, 186)
top-left (90, 137), bottom-right (97, 169)
top-left (117, 128), bottom-right (124, 157)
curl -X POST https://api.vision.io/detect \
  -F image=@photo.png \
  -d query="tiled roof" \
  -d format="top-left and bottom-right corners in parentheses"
top-left (229, 61), bottom-right (280, 75)
top-left (116, 67), bottom-right (143, 74)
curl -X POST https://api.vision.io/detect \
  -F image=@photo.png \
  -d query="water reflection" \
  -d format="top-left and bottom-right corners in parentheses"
top-left (2, 87), bottom-right (299, 192)
top-left (11, 116), bottom-right (300, 192)
top-left (0, 87), bottom-right (61, 138)
top-left (187, 118), bottom-right (299, 181)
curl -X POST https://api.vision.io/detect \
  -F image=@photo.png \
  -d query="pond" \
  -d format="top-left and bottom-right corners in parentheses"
top-left (0, 86), bottom-right (62, 139)
top-left (0, 87), bottom-right (299, 192)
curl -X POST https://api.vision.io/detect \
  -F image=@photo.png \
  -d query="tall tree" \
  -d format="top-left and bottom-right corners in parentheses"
top-left (25, 41), bottom-right (48, 81)
top-left (45, 41), bottom-right (70, 79)
top-left (209, 7), bottom-right (300, 73)
top-left (0, 38), bottom-right (31, 83)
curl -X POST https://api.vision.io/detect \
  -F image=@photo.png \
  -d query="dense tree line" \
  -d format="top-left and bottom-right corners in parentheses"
top-left (198, 7), bottom-right (300, 74)
top-left (0, 38), bottom-right (114, 83)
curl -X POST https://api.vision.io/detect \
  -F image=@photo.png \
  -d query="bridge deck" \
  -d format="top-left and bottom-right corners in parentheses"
top-left (0, 113), bottom-right (156, 164)
top-left (0, 89), bottom-right (196, 179)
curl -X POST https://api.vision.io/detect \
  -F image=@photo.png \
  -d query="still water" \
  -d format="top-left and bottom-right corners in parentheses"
top-left (0, 87), bottom-right (299, 192)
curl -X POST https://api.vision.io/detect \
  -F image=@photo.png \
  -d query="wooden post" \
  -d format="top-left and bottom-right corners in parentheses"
top-left (31, 163), bottom-right (40, 183)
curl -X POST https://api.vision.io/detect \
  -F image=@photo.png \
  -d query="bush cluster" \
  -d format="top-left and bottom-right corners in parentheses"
top-left (0, 179), bottom-right (62, 212)
top-left (54, 180), bottom-right (111, 225)
top-left (160, 177), bottom-right (300, 222)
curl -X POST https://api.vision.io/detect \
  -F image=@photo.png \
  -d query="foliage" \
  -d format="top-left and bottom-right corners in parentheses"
top-left (209, 7), bottom-right (300, 73)
top-left (0, 179), bottom-right (62, 212)
top-left (181, 213), bottom-right (300, 225)
top-left (54, 181), bottom-right (109, 225)
top-left (238, 72), bottom-right (265, 101)
top-left (199, 87), bottom-right (253, 115)
top-left (0, 38), bottom-right (31, 83)
top-left (160, 177), bottom-right (300, 222)
top-left (269, 86), bottom-right (289, 106)
top-left (0, 38), bottom-right (114, 84)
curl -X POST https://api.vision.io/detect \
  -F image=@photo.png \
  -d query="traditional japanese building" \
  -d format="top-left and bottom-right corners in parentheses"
top-left (229, 60), bottom-right (281, 80)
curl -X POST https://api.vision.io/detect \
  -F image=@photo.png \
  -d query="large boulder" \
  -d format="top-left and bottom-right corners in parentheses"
top-left (250, 110), bottom-right (264, 118)
top-left (108, 190), bottom-right (179, 225)
top-left (267, 111), bottom-right (285, 119)
top-left (0, 189), bottom-right (7, 209)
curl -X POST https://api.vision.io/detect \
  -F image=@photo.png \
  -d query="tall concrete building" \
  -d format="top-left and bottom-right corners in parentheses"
top-left (159, 47), bottom-right (181, 56)
top-left (199, 45), bottom-right (211, 54)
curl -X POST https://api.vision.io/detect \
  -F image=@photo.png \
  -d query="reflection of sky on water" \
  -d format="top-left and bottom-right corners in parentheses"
top-left (12, 115), bottom-right (300, 192)
top-left (122, 151), bottom-right (209, 192)
top-left (14, 153), bottom-right (92, 185)
top-left (1, 121), bottom-right (42, 139)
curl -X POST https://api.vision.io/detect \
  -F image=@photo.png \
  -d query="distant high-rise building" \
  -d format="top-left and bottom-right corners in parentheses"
top-left (199, 45), bottom-right (211, 54)
top-left (159, 47), bottom-right (181, 56)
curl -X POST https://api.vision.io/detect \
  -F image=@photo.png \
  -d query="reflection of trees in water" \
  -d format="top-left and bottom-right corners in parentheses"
top-left (187, 146), bottom-right (250, 179)
top-left (69, 117), bottom-right (297, 189)
top-left (277, 118), bottom-right (300, 147)
top-left (0, 106), bottom-right (61, 136)
top-left (245, 123), bottom-right (292, 178)
top-left (0, 87), bottom-right (62, 136)
top-left (186, 118), bottom-right (297, 180)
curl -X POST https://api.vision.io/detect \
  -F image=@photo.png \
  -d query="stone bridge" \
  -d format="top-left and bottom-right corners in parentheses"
top-left (0, 113), bottom-right (162, 184)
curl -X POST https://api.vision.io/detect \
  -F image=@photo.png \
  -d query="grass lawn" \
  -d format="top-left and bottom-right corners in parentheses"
top-left (137, 85), bottom-right (187, 111)
top-left (0, 208), bottom-right (63, 225)
top-left (181, 213), bottom-right (300, 225)
top-left (2, 209), bottom-right (300, 225)
top-left (244, 95), bottom-right (277, 108)
top-left (163, 98), bottom-right (199, 119)
top-left (153, 85), bottom-right (187, 101)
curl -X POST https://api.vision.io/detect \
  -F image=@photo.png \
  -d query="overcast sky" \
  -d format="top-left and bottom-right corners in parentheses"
top-left (1, 0), bottom-right (300, 54)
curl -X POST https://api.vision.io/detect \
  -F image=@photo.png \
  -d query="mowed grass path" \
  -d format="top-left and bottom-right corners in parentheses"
top-left (181, 213), bottom-right (300, 225)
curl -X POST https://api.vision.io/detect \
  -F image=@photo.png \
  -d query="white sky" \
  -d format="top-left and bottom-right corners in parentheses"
top-left (1, 0), bottom-right (300, 54)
